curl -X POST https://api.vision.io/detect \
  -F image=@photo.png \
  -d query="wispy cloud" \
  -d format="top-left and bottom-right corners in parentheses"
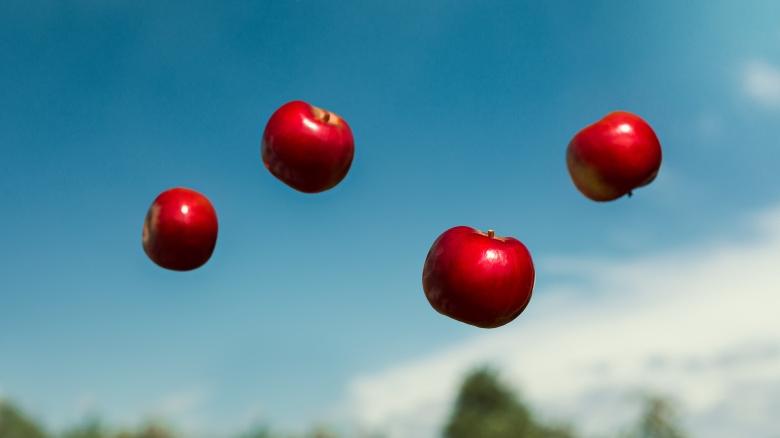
top-left (743, 60), bottom-right (780, 107)
top-left (344, 207), bottom-right (780, 438)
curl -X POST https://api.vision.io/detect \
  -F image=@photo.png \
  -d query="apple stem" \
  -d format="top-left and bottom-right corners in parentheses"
top-left (487, 229), bottom-right (495, 238)
top-left (322, 112), bottom-right (330, 123)
top-left (627, 191), bottom-right (633, 198)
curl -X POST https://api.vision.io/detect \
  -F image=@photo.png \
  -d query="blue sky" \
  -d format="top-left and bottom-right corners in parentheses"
top-left (1, 1), bottom-right (780, 436)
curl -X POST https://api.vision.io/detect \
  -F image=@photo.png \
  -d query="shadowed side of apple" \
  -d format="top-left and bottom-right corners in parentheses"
top-left (567, 111), bottom-right (663, 202)
top-left (422, 226), bottom-right (535, 328)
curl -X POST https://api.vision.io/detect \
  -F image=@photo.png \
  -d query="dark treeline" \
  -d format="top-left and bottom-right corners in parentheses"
top-left (0, 367), bottom-right (686, 438)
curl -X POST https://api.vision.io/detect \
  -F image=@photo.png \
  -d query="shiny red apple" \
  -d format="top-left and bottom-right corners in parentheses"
top-left (422, 226), bottom-right (535, 328)
top-left (142, 187), bottom-right (218, 271)
top-left (262, 100), bottom-right (355, 193)
top-left (567, 111), bottom-right (662, 201)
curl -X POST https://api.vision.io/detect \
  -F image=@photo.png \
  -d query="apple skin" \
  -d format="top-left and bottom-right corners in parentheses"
top-left (567, 111), bottom-right (662, 201)
top-left (422, 226), bottom-right (535, 328)
top-left (262, 100), bottom-right (355, 193)
top-left (142, 187), bottom-right (218, 271)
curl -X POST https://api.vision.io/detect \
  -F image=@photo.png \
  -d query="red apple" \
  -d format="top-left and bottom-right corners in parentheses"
top-left (142, 187), bottom-right (218, 271)
top-left (262, 100), bottom-right (355, 193)
top-left (567, 111), bottom-right (662, 201)
top-left (422, 226), bottom-right (535, 328)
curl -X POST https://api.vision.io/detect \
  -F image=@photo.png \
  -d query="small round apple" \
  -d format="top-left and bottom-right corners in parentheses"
top-left (567, 111), bottom-right (662, 201)
top-left (262, 100), bottom-right (355, 193)
top-left (142, 187), bottom-right (218, 271)
top-left (422, 226), bottom-right (535, 328)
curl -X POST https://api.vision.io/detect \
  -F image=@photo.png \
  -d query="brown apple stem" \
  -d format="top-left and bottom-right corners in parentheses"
top-left (487, 229), bottom-right (495, 238)
top-left (311, 106), bottom-right (330, 123)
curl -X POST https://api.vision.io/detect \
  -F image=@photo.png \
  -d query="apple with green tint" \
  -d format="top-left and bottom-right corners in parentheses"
top-left (567, 111), bottom-right (662, 201)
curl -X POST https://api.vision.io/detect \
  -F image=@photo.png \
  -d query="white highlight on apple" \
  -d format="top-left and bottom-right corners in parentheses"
top-left (303, 118), bottom-right (320, 131)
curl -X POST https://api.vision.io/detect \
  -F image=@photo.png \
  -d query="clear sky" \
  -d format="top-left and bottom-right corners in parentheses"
top-left (2, 1), bottom-right (780, 436)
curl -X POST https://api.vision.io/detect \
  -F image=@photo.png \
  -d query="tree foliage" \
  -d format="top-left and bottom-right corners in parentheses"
top-left (0, 400), bottom-right (47, 438)
top-left (238, 425), bottom-right (340, 438)
top-left (623, 396), bottom-right (687, 438)
top-left (443, 367), bottom-right (574, 438)
top-left (60, 420), bottom-right (105, 438)
top-left (60, 420), bottom-right (174, 438)
top-left (0, 375), bottom-right (689, 438)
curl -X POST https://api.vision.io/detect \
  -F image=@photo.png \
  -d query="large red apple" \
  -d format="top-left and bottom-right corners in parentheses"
top-left (142, 187), bottom-right (218, 271)
top-left (567, 111), bottom-right (662, 201)
top-left (262, 100), bottom-right (355, 193)
top-left (422, 226), bottom-right (535, 328)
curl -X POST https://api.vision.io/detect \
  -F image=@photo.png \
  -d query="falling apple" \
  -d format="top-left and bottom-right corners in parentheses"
top-left (567, 111), bottom-right (662, 201)
top-left (142, 187), bottom-right (218, 271)
top-left (261, 100), bottom-right (355, 193)
top-left (422, 226), bottom-right (535, 328)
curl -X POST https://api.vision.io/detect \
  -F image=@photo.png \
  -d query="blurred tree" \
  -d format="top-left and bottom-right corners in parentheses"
top-left (623, 396), bottom-right (686, 438)
top-left (0, 385), bottom-right (689, 438)
top-left (238, 424), bottom-right (340, 438)
top-left (0, 400), bottom-right (47, 438)
top-left (303, 425), bottom-right (339, 438)
top-left (60, 420), bottom-right (105, 438)
top-left (443, 367), bottom-right (574, 438)
top-left (116, 423), bottom-right (175, 438)
top-left (238, 425), bottom-right (277, 438)
top-left (60, 420), bottom-right (175, 438)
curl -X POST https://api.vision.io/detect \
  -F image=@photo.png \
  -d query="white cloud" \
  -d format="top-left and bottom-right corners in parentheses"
top-left (344, 207), bottom-right (780, 438)
top-left (743, 60), bottom-right (780, 107)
